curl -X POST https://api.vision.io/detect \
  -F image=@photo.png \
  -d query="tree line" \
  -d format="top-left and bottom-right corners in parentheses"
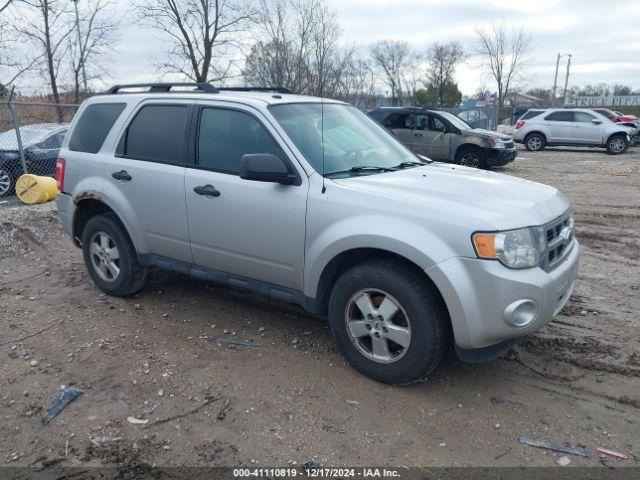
top-left (1, 0), bottom-right (637, 111)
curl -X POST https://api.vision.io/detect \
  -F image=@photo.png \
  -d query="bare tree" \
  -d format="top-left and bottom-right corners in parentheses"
top-left (370, 39), bottom-right (412, 106)
top-left (427, 41), bottom-right (465, 106)
top-left (136, 0), bottom-right (257, 83)
top-left (243, 0), bottom-right (360, 99)
top-left (475, 22), bottom-right (530, 108)
top-left (68, 0), bottom-right (120, 102)
top-left (0, 0), bottom-right (39, 91)
top-left (15, 0), bottom-right (73, 119)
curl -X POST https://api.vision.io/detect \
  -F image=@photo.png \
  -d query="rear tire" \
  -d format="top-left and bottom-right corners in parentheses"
top-left (455, 146), bottom-right (488, 169)
top-left (328, 259), bottom-right (449, 385)
top-left (606, 134), bottom-right (628, 155)
top-left (524, 133), bottom-right (546, 151)
top-left (81, 214), bottom-right (148, 296)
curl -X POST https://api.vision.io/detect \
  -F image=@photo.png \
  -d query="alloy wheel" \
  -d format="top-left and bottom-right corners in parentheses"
top-left (609, 137), bottom-right (626, 153)
top-left (459, 152), bottom-right (481, 168)
top-left (344, 289), bottom-right (412, 364)
top-left (527, 136), bottom-right (543, 150)
top-left (89, 231), bottom-right (121, 282)
top-left (0, 169), bottom-right (11, 196)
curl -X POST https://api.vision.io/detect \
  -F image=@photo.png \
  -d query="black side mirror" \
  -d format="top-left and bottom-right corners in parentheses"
top-left (240, 154), bottom-right (297, 185)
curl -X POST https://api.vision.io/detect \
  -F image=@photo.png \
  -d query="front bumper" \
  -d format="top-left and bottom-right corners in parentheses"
top-left (427, 239), bottom-right (579, 350)
top-left (487, 148), bottom-right (518, 167)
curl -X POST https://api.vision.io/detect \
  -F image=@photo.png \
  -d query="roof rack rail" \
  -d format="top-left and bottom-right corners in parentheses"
top-left (106, 82), bottom-right (219, 94)
top-left (217, 87), bottom-right (293, 94)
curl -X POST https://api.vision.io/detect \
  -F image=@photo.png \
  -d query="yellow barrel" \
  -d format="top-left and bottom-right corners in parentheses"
top-left (15, 174), bottom-right (59, 205)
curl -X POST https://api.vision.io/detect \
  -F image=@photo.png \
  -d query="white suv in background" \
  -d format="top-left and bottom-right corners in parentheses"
top-left (513, 108), bottom-right (635, 154)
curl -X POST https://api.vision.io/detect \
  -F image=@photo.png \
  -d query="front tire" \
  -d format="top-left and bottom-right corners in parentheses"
top-left (0, 168), bottom-right (15, 198)
top-left (455, 146), bottom-right (488, 169)
top-left (328, 259), bottom-right (449, 385)
top-left (81, 214), bottom-right (148, 296)
top-left (524, 133), bottom-right (546, 151)
top-left (606, 134), bottom-right (628, 155)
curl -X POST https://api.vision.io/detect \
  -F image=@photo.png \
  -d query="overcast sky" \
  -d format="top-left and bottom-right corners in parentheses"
top-left (17, 0), bottom-right (640, 95)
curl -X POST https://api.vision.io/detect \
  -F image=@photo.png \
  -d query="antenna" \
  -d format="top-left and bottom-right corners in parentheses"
top-left (320, 72), bottom-right (326, 194)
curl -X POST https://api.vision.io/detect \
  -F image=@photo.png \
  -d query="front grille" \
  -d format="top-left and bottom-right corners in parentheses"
top-left (503, 140), bottom-right (515, 149)
top-left (542, 211), bottom-right (574, 271)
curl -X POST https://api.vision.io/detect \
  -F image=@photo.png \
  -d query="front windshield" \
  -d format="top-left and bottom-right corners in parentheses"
top-left (269, 103), bottom-right (420, 176)
top-left (438, 111), bottom-right (472, 131)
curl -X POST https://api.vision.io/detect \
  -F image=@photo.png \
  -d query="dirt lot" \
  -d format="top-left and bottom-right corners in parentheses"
top-left (1, 145), bottom-right (639, 472)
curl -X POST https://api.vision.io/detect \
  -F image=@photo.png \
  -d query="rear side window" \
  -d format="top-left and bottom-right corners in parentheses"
top-left (69, 103), bottom-right (126, 153)
top-left (197, 108), bottom-right (286, 174)
top-left (521, 110), bottom-right (543, 120)
top-left (574, 112), bottom-right (596, 123)
top-left (381, 113), bottom-right (411, 129)
top-left (120, 105), bottom-right (188, 163)
top-left (545, 111), bottom-right (574, 122)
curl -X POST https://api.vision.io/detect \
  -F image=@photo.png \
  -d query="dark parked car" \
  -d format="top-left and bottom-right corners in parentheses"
top-left (0, 123), bottom-right (68, 197)
top-left (368, 107), bottom-right (517, 169)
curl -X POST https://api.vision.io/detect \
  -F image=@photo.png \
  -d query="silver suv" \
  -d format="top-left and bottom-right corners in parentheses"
top-left (55, 83), bottom-right (579, 384)
top-left (513, 108), bottom-right (635, 154)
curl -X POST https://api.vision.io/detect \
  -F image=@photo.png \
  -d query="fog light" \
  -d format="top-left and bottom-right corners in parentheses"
top-left (503, 299), bottom-right (538, 327)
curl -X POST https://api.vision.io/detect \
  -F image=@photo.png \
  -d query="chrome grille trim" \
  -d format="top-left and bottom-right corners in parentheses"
top-left (541, 210), bottom-right (575, 272)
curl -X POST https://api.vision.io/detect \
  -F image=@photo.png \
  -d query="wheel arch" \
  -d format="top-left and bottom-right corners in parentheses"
top-left (72, 193), bottom-right (146, 253)
top-left (524, 130), bottom-right (547, 142)
top-left (313, 247), bottom-right (450, 322)
top-left (605, 130), bottom-right (629, 143)
top-left (454, 142), bottom-right (485, 161)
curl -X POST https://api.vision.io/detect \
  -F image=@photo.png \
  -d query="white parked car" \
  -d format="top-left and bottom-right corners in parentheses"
top-left (513, 108), bottom-right (635, 154)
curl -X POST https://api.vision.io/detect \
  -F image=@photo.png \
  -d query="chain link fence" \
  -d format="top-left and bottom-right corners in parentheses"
top-left (0, 94), bottom-right (79, 198)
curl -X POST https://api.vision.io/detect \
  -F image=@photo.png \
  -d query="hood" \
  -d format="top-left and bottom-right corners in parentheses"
top-left (332, 163), bottom-right (570, 231)
top-left (462, 128), bottom-right (511, 141)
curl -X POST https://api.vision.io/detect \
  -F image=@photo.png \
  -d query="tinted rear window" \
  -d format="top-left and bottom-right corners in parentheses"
top-left (521, 110), bottom-right (543, 120)
top-left (545, 111), bottom-right (574, 122)
top-left (69, 103), bottom-right (126, 153)
top-left (120, 105), bottom-right (189, 163)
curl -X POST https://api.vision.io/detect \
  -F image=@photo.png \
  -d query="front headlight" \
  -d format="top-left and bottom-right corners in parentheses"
top-left (488, 137), bottom-right (506, 149)
top-left (472, 227), bottom-right (543, 269)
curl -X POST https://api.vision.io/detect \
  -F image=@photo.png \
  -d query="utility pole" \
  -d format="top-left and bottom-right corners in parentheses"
top-left (551, 53), bottom-right (560, 105)
top-left (563, 54), bottom-right (572, 106)
top-left (71, 0), bottom-right (88, 93)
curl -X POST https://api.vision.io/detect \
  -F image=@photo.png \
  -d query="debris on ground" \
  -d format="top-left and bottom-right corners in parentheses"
top-left (88, 435), bottom-right (122, 446)
top-left (556, 456), bottom-right (571, 466)
top-left (596, 447), bottom-right (628, 459)
top-left (494, 447), bottom-right (512, 460)
top-left (303, 458), bottom-right (317, 469)
top-left (322, 424), bottom-right (346, 434)
top-left (600, 458), bottom-right (616, 469)
top-left (126, 416), bottom-right (149, 425)
top-left (42, 386), bottom-right (83, 425)
top-left (18, 344), bottom-right (30, 359)
top-left (151, 395), bottom-right (216, 426)
top-left (632, 453), bottom-right (640, 463)
top-left (345, 400), bottom-right (359, 406)
top-left (207, 338), bottom-right (258, 348)
top-left (518, 437), bottom-right (589, 457)
top-left (217, 399), bottom-right (231, 421)
top-left (490, 397), bottom-right (505, 406)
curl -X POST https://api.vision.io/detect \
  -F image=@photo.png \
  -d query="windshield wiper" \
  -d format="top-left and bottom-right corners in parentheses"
top-left (394, 161), bottom-right (426, 169)
top-left (325, 165), bottom-right (395, 177)
top-left (350, 165), bottom-right (395, 172)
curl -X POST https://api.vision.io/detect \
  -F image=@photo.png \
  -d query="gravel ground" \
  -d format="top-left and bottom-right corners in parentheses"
top-left (0, 145), bottom-right (639, 472)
